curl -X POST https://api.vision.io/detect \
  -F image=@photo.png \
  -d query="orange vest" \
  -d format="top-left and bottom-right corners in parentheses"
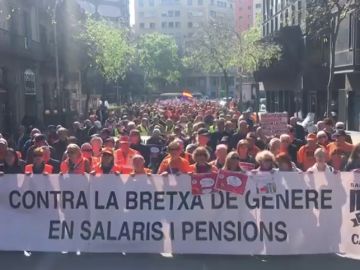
top-left (114, 148), bottom-right (139, 171)
top-left (93, 164), bottom-right (122, 174)
top-left (129, 168), bottom-right (152, 175)
top-left (60, 157), bottom-right (87, 174)
top-left (25, 164), bottom-right (53, 174)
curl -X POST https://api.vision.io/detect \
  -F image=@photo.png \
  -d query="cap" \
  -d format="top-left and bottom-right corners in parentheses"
top-left (197, 128), bottom-right (210, 136)
top-left (335, 122), bottom-right (345, 130)
top-left (333, 129), bottom-right (347, 138)
top-left (102, 148), bottom-right (114, 155)
top-left (306, 133), bottom-right (317, 141)
top-left (119, 135), bottom-right (130, 144)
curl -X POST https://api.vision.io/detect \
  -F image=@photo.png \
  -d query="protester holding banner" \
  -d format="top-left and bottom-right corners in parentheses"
top-left (92, 148), bottom-right (121, 175)
top-left (223, 152), bottom-right (244, 172)
top-left (157, 141), bottom-right (191, 175)
top-left (24, 147), bottom-right (53, 174)
top-left (189, 147), bottom-right (218, 174)
top-left (307, 148), bottom-right (335, 173)
top-left (210, 144), bottom-right (228, 169)
top-left (60, 144), bottom-right (91, 174)
top-left (2, 148), bottom-right (25, 174)
top-left (255, 150), bottom-right (277, 172)
top-left (236, 140), bottom-right (256, 164)
top-left (129, 155), bottom-right (151, 175)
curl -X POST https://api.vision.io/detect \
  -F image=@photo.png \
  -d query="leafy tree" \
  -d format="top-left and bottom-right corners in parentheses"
top-left (306, 0), bottom-right (360, 116)
top-left (183, 19), bottom-right (281, 99)
top-left (80, 17), bottom-right (134, 83)
top-left (136, 33), bottom-right (181, 92)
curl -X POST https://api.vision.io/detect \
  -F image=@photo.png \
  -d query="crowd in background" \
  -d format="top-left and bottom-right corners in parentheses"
top-left (0, 100), bottom-right (359, 176)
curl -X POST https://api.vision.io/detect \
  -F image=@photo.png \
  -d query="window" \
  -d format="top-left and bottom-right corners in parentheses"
top-left (140, 22), bottom-right (145, 28)
top-left (187, 0), bottom-right (192, 5)
top-left (210, 10), bottom-right (216, 17)
top-left (175, 22), bottom-right (180, 28)
top-left (162, 22), bottom-right (167, 28)
top-left (211, 0), bottom-right (214, 5)
top-left (24, 69), bottom-right (36, 95)
top-left (256, 3), bottom-right (261, 9)
top-left (198, 0), bottom-right (203, 5)
top-left (149, 22), bottom-right (155, 29)
top-left (175, 10), bottom-right (180, 17)
top-left (169, 22), bottom-right (174, 28)
top-left (188, 22), bottom-right (193, 28)
top-left (139, 0), bottom-right (144, 7)
top-left (139, 12), bottom-right (145, 17)
top-left (168, 10), bottom-right (174, 17)
top-left (161, 12), bottom-right (167, 17)
top-left (149, 0), bottom-right (155, 6)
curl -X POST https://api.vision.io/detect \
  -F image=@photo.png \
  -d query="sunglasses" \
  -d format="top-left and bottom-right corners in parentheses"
top-left (230, 156), bottom-right (240, 160)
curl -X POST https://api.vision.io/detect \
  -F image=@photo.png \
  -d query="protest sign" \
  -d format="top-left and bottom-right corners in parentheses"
top-left (259, 112), bottom-right (288, 137)
top-left (215, 170), bottom-right (248, 195)
top-left (191, 173), bottom-right (217, 195)
top-left (0, 172), bottom-right (358, 258)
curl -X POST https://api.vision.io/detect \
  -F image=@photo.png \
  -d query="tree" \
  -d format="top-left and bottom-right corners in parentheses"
top-left (183, 19), bottom-right (281, 99)
top-left (306, 0), bottom-right (360, 116)
top-left (80, 17), bottom-right (134, 83)
top-left (136, 33), bottom-right (181, 92)
top-left (183, 20), bottom-right (238, 99)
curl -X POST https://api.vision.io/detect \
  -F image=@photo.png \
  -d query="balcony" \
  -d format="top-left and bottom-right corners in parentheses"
top-left (0, 28), bottom-right (45, 62)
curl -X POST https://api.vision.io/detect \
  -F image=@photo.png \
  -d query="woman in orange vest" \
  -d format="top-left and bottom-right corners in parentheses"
top-left (115, 136), bottom-right (139, 173)
top-left (189, 147), bottom-right (218, 173)
top-left (60, 144), bottom-right (91, 174)
top-left (158, 141), bottom-right (191, 175)
top-left (25, 147), bottom-right (53, 174)
top-left (128, 154), bottom-right (152, 176)
top-left (92, 148), bottom-right (121, 175)
top-left (81, 143), bottom-right (100, 170)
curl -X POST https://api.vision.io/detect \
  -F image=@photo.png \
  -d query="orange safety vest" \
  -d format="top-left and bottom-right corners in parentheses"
top-left (114, 148), bottom-right (139, 172)
top-left (128, 168), bottom-right (152, 175)
top-left (60, 157), bottom-right (88, 174)
top-left (25, 164), bottom-right (53, 174)
top-left (93, 164), bottom-right (122, 174)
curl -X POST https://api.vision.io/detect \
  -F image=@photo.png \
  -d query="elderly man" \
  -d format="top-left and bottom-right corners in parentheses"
top-left (210, 144), bottom-right (228, 169)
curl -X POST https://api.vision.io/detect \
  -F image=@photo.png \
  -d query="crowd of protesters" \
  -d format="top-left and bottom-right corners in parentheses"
top-left (0, 100), bottom-right (359, 176)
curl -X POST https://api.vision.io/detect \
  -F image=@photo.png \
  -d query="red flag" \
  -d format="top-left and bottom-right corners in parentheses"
top-left (191, 173), bottom-right (217, 195)
top-left (215, 170), bottom-right (248, 195)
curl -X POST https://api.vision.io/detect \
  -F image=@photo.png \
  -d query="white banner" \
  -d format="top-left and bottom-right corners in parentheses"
top-left (0, 172), bottom-right (359, 256)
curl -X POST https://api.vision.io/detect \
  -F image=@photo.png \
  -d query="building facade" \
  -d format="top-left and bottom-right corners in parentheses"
top-left (335, 8), bottom-right (360, 130)
top-left (256, 0), bottom-right (329, 118)
top-left (234, 0), bottom-right (253, 33)
top-left (0, 0), bottom-right (62, 134)
top-left (77, 0), bottom-right (130, 27)
top-left (134, 0), bottom-right (237, 98)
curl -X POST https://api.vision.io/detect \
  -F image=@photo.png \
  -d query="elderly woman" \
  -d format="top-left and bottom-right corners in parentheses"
top-left (307, 148), bottom-right (334, 173)
top-left (25, 147), bottom-right (53, 174)
top-left (60, 144), bottom-right (91, 174)
top-left (129, 154), bottom-right (152, 176)
top-left (157, 141), bottom-right (191, 175)
top-left (222, 151), bottom-right (244, 172)
top-left (236, 139), bottom-right (256, 164)
top-left (189, 147), bottom-right (218, 173)
top-left (255, 150), bottom-right (277, 172)
top-left (276, 153), bottom-right (301, 172)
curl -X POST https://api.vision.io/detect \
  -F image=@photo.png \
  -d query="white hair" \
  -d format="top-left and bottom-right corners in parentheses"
top-left (216, 144), bottom-right (228, 151)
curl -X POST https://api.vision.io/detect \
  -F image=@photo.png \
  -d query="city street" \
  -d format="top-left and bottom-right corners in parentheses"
top-left (1, 252), bottom-right (360, 270)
